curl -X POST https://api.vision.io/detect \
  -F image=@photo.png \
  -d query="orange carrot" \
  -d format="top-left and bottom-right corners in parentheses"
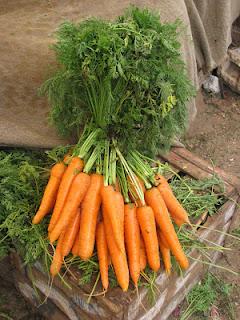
top-left (96, 222), bottom-right (109, 290)
top-left (155, 174), bottom-right (170, 187)
top-left (103, 206), bottom-right (129, 291)
top-left (145, 187), bottom-right (189, 270)
top-left (32, 162), bottom-right (65, 224)
top-left (78, 174), bottom-right (103, 260)
top-left (101, 185), bottom-right (124, 252)
top-left (49, 172), bottom-right (90, 243)
top-left (61, 208), bottom-right (81, 257)
top-left (115, 190), bottom-right (125, 250)
top-left (158, 231), bottom-right (171, 275)
top-left (157, 229), bottom-right (169, 249)
top-left (124, 203), bottom-right (140, 285)
top-left (139, 234), bottom-right (147, 271)
top-left (157, 183), bottom-right (190, 226)
top-left (63, 153), bottom-right (72, 165)
top-left (50, 232), bottom-right (65, 276)
top-left (48, 157), bottom-right (84, 233)
top-left (71, 231), bottom-right (80, 256)
top-left (137, 206), bottom-right (160, 272)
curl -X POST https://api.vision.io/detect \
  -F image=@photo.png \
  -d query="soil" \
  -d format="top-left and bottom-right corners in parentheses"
top-left (183, 88), bottom-right (240, 180)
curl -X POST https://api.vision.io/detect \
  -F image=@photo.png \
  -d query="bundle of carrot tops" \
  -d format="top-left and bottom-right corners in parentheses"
top-left (32, 6), bottom-right (195, 291)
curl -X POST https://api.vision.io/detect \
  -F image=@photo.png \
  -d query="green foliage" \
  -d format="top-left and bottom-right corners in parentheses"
top-left (169, 175), bottom-right (224, 218)
top-left (41, 6), bottom-right (195, 156)
top-left (0, 150), bottom-right (50, 264)
top-left (180, 273), bottom-right (234, 320)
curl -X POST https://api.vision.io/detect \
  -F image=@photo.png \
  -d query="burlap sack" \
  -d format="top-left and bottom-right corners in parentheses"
top-left (0, 0), bottom-right (239, 149)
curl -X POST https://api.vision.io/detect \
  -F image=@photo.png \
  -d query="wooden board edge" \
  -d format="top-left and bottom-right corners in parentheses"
top-left (158, 150), bottom-right (235, 196)
top-left (171, 147), bottom-right (240, 189)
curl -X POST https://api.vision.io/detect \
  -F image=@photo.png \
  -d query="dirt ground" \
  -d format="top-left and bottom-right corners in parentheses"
top-left (184, 89), bottom-right (240, 180)
top-left (0, 87), bottom-right (239, 319)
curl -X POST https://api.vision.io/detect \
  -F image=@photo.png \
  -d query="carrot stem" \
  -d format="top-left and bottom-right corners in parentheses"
top-left (128, 151), bottom-right (154, 188)
top-left (116, 163), bottom-right (130, 203)
top-left (109, 147), bottom-right (117, 186)
top-left (115, 145), bottom-right (145, 206)
top-left (103, 140), bottom-right (110, 186)
top-left (77, 129), bottom-right (101, 159)
top-left (96, 153), bottom-right (103, 175)
top-left (83, 146), bottom-right (101, 173)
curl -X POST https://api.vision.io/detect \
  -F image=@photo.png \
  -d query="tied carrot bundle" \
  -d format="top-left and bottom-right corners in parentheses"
top-left (61, 208), bottom-right (81, 257)
top-left (48, 157), bottom-right (84, 233)
top-left (139, 234), bottom-right (147, 271)
top-left (101, 185), bottom-right (124, 252)
top-left (137, 206), bottom-right (160, 272)
top-left (32, 162), bottom-right (66, 224)
top-left (158, 231), bottom-right (171, 275)
top-left (96, 222), bottom-right (109, 290)
top-left (156, 175), bottom-right (190, 226)
top-left (103, 206), bottom-right (129, 292)
top-left (124, 203), bottom-right (140, 285)
top-left (50, 232), bottom-right (65, 276)
top-left (78, 174), bottom-right (103, 260)
top-left (145, 187), bottom-right (189, 270)
top-left (49, 172), bottom-right (90, 243)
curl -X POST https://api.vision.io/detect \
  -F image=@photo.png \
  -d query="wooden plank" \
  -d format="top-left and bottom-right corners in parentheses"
top-left (172, 147), bottom-right (240, 190)
top-left (158, 151), bottom-right (234, 195)
top-left (11, 254), bottom-right (68, 320)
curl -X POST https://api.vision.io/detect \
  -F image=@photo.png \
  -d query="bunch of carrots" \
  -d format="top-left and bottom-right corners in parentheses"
top-left (32, 149), bottom-right (190, 292)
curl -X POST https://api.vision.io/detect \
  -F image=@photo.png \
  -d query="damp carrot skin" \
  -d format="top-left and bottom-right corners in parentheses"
top-left (103, 206), bottom-right (129, 291)
top-left (115, 191), bottom-right (125, 249)
top-left (157, 186), bottom-right (190, 226)
top-left (71, 231), bottom-right (80, 256)
top-left (48, 157), bottom-right (84, 233)
top-left (61, 208), bottom-right (81, 257)
top-left (101, 185), bottom-right (124, 252)
top-left (158, 231), bottom-right (171, 275)
top-left (50, 232), bottom-right (65, 276)
top-left (145, 188), bottom-right (189, 270)
top-left (49, 172), bottom-right (90, 243)
top-left (137, 206), bottom-right (160, 272)
top-left (157, 230), bottom-right (169, 249)
top-left (78, 174), bottom-right (103, 260)
top-left (32, 162), bottom-right (66, 224)
top-left (139, 234), bottom-right (147, 271)
top-left (124, 204), bottom-right (141, 285)
top-left (96, 222), bottom-right (109, 290)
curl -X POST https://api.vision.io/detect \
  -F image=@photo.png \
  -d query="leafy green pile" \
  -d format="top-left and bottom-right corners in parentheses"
top-left (42, 6), bottom-right (195, 156)
top-left (180, 273), bottom-right (234, 320)
top-left (0, 150), bottom-right (50, 263)
top-left (170, 175), bottom-right (224, 218)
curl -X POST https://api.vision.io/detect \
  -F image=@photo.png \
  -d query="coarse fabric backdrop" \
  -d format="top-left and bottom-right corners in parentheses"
top-left (0, 0), bottom-right (239, 149)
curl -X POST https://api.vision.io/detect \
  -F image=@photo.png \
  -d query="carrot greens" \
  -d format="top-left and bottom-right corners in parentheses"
top-left (41, 6), bottom-right (195, 157)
